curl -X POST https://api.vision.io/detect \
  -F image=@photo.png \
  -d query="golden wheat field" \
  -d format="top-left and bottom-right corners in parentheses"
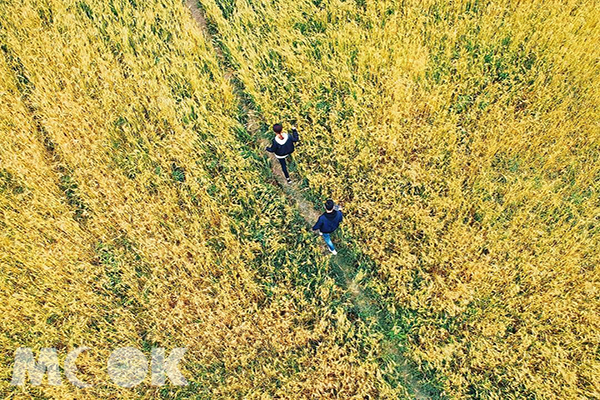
top-left (1, 0), bottom-right (598, 398)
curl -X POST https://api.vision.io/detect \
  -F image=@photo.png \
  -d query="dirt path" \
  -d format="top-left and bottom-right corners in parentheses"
top-left (185, 2), bottom-right (434, 398)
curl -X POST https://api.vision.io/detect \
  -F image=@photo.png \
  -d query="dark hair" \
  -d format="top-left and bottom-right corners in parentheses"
top-left (273, 123), bottom-right (283, 134)
top-left (325, 199), bottom-right (334, 211)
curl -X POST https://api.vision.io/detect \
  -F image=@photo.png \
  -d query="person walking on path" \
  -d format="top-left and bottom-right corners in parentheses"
top-left (312, 199), bottom-right (343, 255)
top-left (265, 123), bottom-right (299, 184)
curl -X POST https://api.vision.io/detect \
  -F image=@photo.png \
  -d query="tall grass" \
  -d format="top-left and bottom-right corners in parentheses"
top-left (199, 0), bottom-right (600, 397)
top-left (0, 0), bottom-right (409, 397)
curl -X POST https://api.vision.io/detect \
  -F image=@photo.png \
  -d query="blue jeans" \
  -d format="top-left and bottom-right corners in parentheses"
top-left (322, 233), bottom-right (335, 252)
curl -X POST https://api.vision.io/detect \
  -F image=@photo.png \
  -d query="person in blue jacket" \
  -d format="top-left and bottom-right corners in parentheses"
top-left (265, 123), bottom-right (299, 184)
top-left (312, 199), bottom-right (343, 255)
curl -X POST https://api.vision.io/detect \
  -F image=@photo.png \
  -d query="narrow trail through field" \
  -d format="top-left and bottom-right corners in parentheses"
top-left (186, 1), bottom-right (435, 398)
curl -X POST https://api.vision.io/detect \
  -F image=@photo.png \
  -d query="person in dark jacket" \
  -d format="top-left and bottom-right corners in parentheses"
top-left (312, 199), bottom-right (343, 255)
top-left (265, 123), bottom-right (299, 183)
